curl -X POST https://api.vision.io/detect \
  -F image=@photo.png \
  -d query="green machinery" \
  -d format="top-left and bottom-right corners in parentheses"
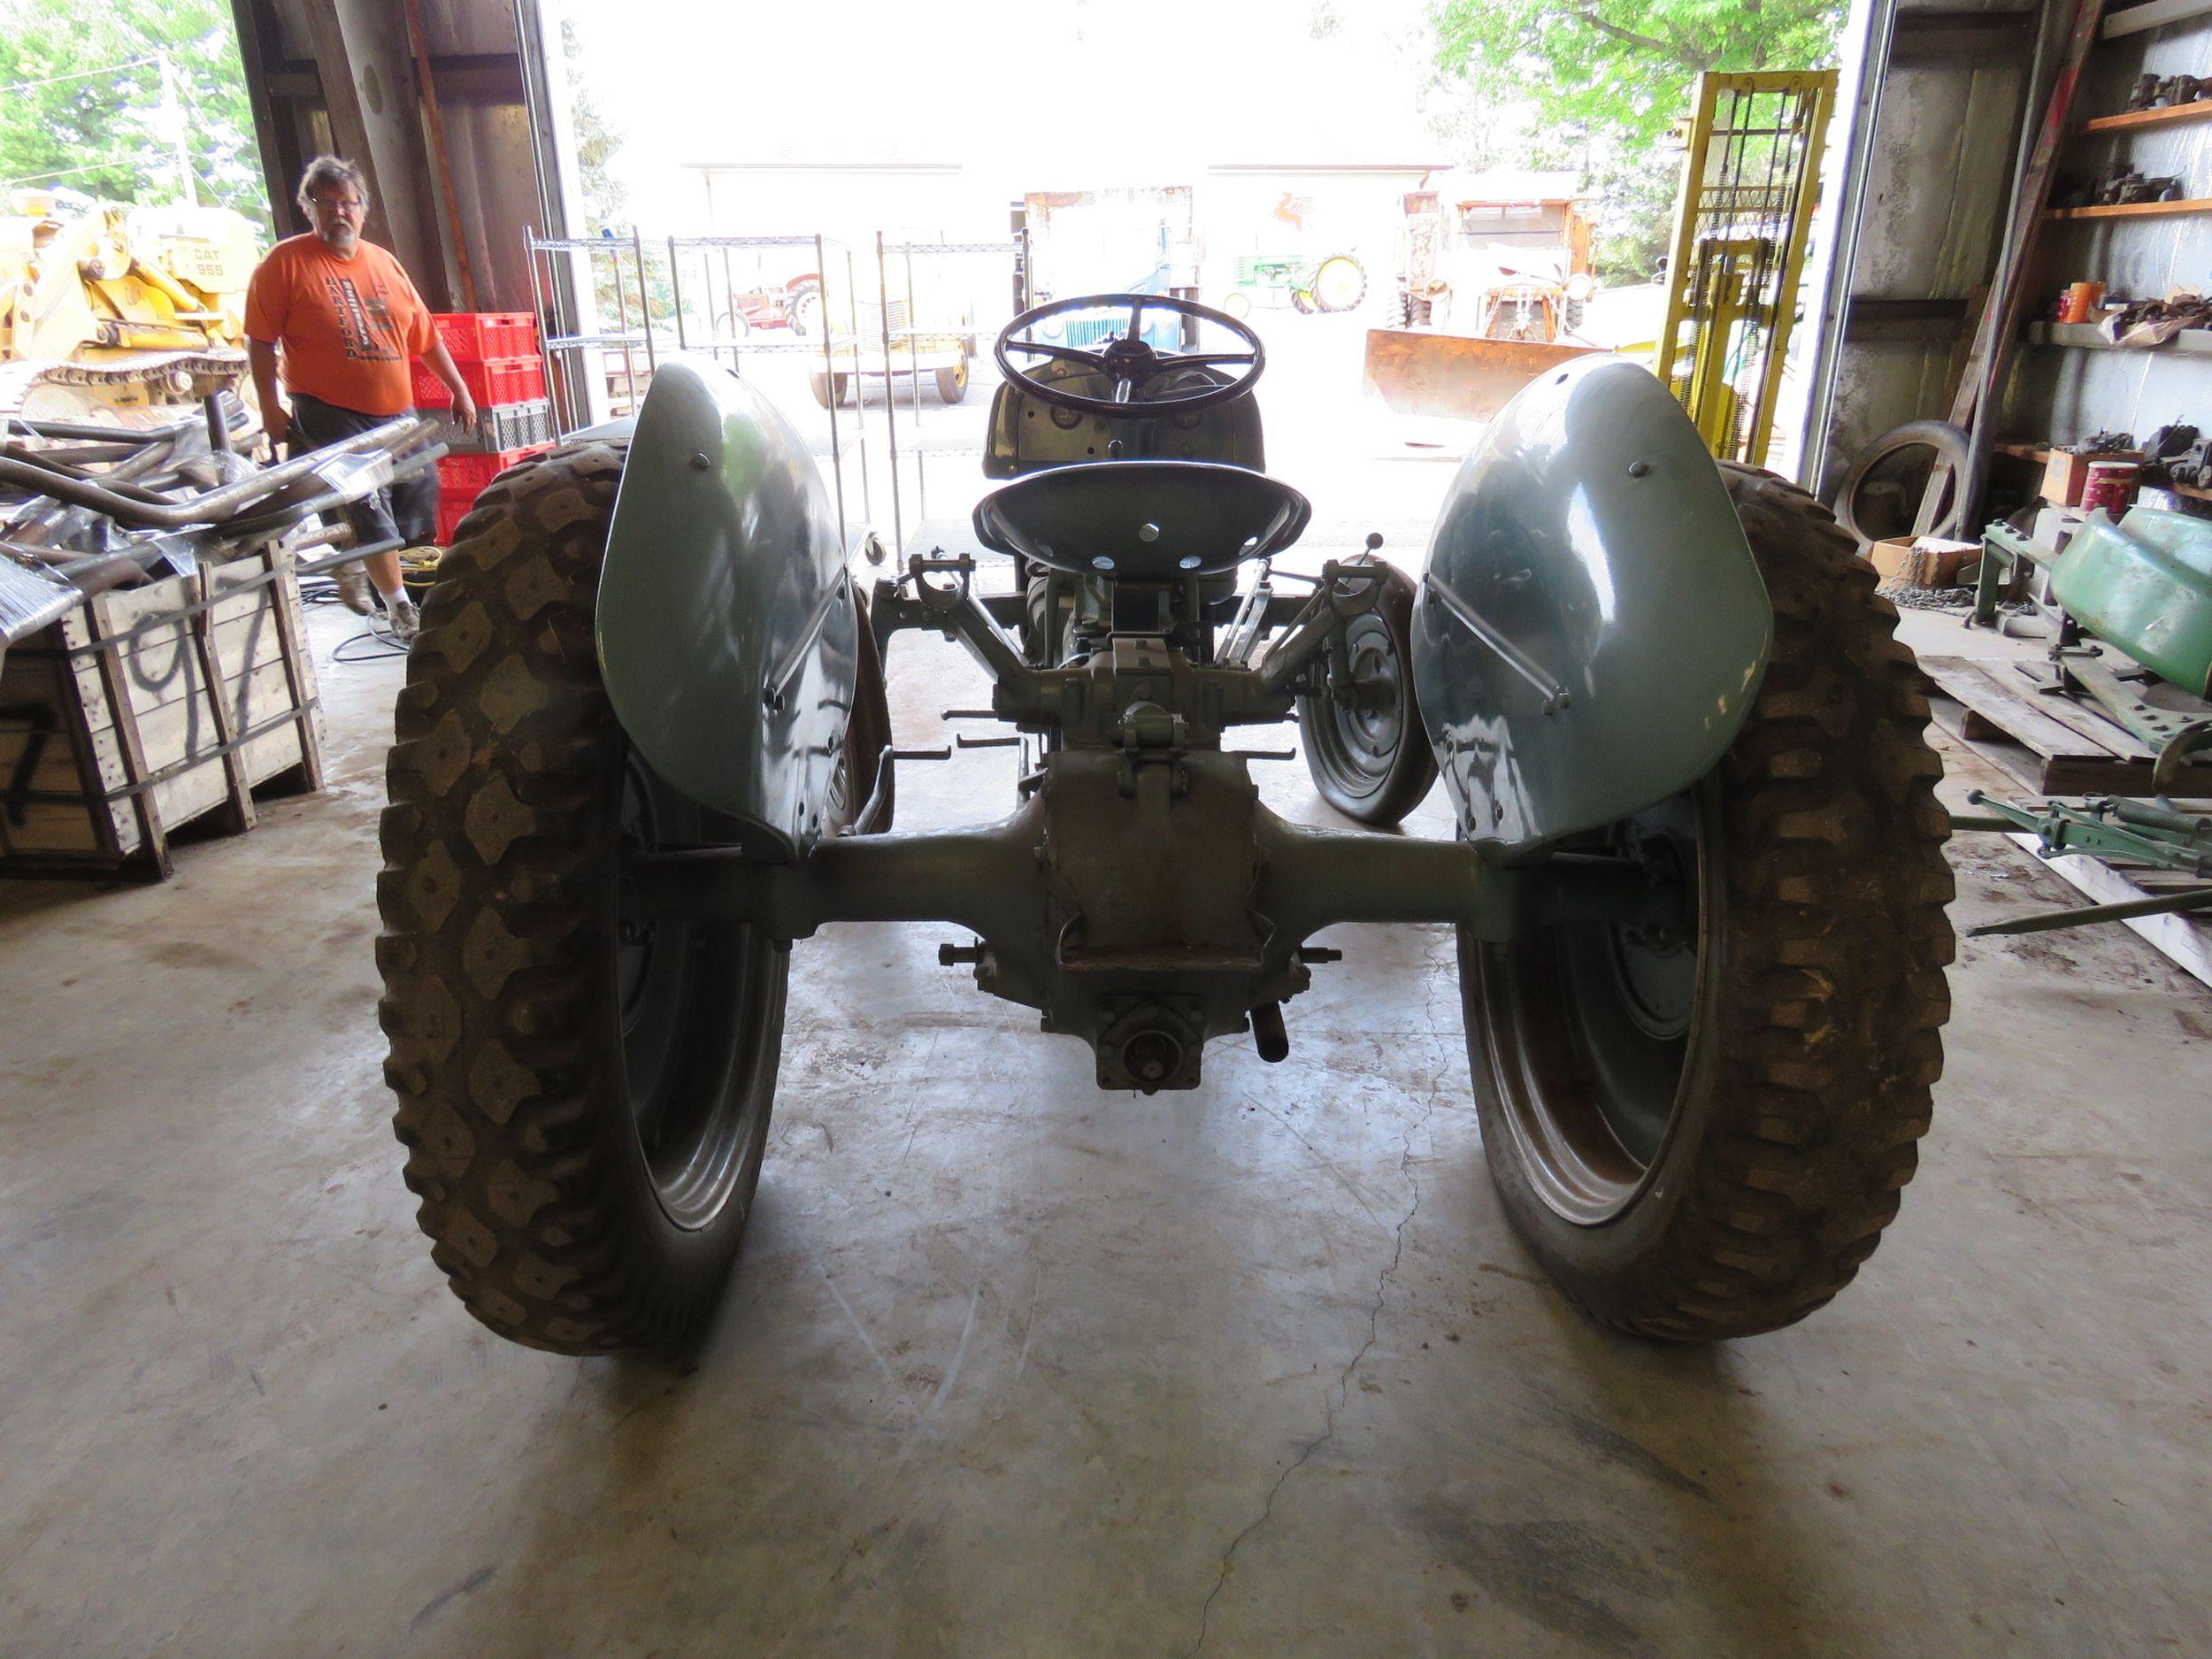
top-left (1217, 251), bottom-right (1366, 318)
top-left (376, 291), bottom-right (1955, 1358)
top-left (1974, 508), bottom-right (2212, 788)
top-left (1951, 793), bottom-right (2212, 936)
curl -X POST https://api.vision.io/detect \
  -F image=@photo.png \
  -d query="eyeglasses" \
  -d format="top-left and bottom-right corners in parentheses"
top-left (308, 195), bottom-right (364, 217)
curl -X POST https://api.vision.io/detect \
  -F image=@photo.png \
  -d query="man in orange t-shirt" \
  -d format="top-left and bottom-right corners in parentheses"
top-left (245, 156), bottom-right (475, 641)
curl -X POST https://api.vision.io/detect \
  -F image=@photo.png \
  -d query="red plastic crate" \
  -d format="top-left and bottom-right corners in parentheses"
top-left (433, 311), bottom-right (536, 361)
top-left (437, 443), bottom-right (552, 496)
top-left (411, 354), bottom-right (547, 411)
top-left (481, 356), bottom-right (546, 404)
top-left (434, 491), bottom-right (476, 546)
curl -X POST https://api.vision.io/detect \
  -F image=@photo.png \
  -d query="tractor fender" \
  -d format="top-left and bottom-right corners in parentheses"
top-left (1411, 355), bottom-right (1771, 855)
top-left (596, 354), bottom-right (859, 857)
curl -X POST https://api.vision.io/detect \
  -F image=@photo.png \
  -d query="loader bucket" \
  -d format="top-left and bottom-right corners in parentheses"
top-left (1362, 327), bottom-right (1603, 423)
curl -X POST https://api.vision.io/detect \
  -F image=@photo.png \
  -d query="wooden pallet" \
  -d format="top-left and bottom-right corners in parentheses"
top-left (1922, 654), bottom-right (2212, 794)
top-left (0, 538), bottom-right (325, 879)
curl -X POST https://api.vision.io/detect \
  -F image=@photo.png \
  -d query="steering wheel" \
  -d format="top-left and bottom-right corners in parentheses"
top-left (995, 292), bottom-right (1264, 419)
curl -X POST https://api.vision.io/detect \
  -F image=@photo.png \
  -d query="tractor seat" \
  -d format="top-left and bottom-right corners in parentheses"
top-left (972, 460), bottom-right (1310, 580)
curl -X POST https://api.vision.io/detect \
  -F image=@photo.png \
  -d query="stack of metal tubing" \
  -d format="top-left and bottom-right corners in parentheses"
top-left (0, 394), bottom-right (443, 660)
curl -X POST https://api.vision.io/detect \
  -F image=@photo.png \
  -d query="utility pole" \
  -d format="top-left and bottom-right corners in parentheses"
top-left (157, 50), bottom-right (196, 206)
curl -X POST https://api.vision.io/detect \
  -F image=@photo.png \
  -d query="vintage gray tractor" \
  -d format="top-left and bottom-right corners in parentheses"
top-left (377, 294), bottom-right (1955, 1356)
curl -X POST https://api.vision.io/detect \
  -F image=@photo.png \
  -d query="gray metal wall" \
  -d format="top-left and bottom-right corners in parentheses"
top-left (1816, 0), bottom-right (2040, 500)
top-left (2006, 12), bottom-right (2212, 446)
top-left (229, 0), bottom-right (572, 315)
top-left (1822, 0), bottom-right (2212, 500)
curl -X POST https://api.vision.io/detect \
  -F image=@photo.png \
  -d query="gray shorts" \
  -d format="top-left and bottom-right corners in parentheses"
top-left (288, 391), bottom-right (438, 551)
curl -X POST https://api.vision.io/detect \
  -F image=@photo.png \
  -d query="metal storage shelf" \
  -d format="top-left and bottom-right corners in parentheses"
top-left (1992, 435), bottom-right (2212, 500)
top-left (2046, 196), bottom-right (2212, 219)
top-left (2102, 0), bottom-right (2212, 40)
top-left (2023, 321), bottom-right (2212, 350)
top-left (2080, 98), bottom-right (2212, 134)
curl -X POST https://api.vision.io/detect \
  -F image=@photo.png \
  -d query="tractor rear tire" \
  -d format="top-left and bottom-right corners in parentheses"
top-left (935, 361), bottom-right (970, 404)
top-left (1310, 253), bottom-right (1368, 313)
top-left (1463, 463), bottom-right (1955, 1341)
top-left (377, 442), bottom-right (789, 1355)
top-left (809, 372), bottom-right (849, 409)
top-left (1297, 555), bottom-right (1437, 826)
top-left (787, 280), bottom-right (823, 338)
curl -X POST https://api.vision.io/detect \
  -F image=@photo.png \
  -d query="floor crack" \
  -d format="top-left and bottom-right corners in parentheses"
top-left (1183, 1087), bottom-right (1438, 1657)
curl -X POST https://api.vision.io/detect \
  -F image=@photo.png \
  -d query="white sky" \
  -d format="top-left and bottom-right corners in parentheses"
top-left (557, 0), bottom-right (1447, 228)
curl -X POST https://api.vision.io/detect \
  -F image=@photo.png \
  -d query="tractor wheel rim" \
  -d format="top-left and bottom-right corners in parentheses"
top-left (1478, 790), bottom-right (1716, 1224)
top-left (1308, 613), bottom-right (1406, 796)
top-left (613, 747), bottom-right (775, 1228)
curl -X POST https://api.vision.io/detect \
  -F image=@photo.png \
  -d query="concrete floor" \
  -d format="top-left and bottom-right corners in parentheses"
top-left (4, 564), bottom-right (2210, 1657)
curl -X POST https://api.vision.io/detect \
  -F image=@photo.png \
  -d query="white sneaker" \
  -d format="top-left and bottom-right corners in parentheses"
top-left (333, 560), bottom-right (374, 615)
top-left (386, 595), bottom-right (420, 644)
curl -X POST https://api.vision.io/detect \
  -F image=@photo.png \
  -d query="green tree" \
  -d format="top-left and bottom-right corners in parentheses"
top-left (1427, 0), bottom-right (1842, 275)
top-left (1432, 0), bottom-right (1841, 149)
top-left (558, 15), bottom-right (676, 331)
top-left (0, 0), bottom-right (269, 232)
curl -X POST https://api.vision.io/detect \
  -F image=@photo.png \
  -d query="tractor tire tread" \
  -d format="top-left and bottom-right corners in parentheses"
top-left (1606, 462), bottom-right (1953, 1339)
top-left (1491, 461), bottom-right (1954, 1343)
top-left (378, 440), bottom-right (685, 1356)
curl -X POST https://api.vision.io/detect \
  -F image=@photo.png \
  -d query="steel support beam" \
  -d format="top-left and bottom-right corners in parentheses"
top-left (293, 0), bottom-right (448, 306)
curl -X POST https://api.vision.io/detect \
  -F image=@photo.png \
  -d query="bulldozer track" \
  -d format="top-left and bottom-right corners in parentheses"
top-left (0, 349), bottom-right (249, 426)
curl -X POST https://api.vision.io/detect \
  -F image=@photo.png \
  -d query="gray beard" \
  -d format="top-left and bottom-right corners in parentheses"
top-left (319, 228), bottom-right (359, 255)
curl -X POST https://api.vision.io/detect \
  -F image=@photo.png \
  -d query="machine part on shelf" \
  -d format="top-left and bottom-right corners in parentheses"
top-left (2116, 73), bottom-right (2208, 112)
top-left (1951, 790), bottom-right (2212, 935)
top-left (2098, 292), bottom-right (2212, 346)
top-left (1836, 419), bottom-right (1970, 544)
top-left (2080, 161), bottom-right (2185, 206)
top-left (2065, 429), bottom-right (2139, 456)
top-left (2155, 437), bottom-right (2212, 491)
top-left (2156, 73), bottom-right (2209, 107)
top-left (2139, 424), bottom-right (2208, 488)
top-left (1652, 70), bottom-right (1837, 467)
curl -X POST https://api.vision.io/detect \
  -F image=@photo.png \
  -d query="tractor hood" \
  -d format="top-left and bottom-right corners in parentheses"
top-left (595, 355), bottom-right (858, 857)
top-left (1411, 355), bottom-right (1771, 854)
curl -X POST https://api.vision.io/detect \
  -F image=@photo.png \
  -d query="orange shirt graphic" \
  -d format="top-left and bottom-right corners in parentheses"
top-left (244, 234), bottom-right (434, 417)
